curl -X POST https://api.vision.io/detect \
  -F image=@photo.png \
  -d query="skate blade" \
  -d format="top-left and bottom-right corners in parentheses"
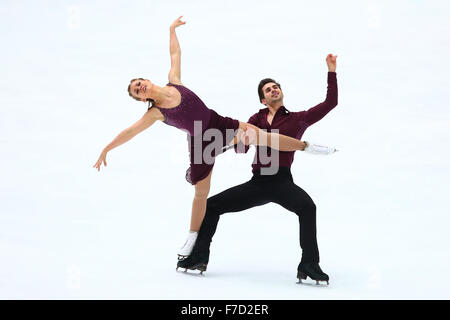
top-left (297, 278), bottom-right (329, 286)
top-left (175, 267), bottom-right (205, 276)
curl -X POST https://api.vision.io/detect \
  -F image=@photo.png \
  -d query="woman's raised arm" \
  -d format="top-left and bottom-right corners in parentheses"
top-left (168, 16), bottom-right (185, 85)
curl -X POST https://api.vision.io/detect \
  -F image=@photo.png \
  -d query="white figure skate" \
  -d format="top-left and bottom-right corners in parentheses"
top-left (304, 141), bottom-right (338, 155)
top-left (177, 231), bottom-right (198, 260)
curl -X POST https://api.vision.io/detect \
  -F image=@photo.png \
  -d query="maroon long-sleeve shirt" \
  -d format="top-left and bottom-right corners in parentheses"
top-left (235, 72), bottom-right (338, 173)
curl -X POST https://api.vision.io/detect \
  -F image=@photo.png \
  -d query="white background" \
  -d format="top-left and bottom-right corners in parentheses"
top-left (1, 0), bottom-right (449, 299)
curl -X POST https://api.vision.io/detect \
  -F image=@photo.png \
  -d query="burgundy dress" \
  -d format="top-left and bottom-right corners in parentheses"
top-left (151, 83), bottom-right (240, 185)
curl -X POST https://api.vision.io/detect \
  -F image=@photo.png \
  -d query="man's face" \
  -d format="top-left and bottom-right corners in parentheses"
top-left (261, 82), bottom-right (283, 105)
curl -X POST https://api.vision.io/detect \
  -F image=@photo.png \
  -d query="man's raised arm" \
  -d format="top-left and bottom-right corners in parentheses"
top-left (302, 54), bottom-right (338, 126)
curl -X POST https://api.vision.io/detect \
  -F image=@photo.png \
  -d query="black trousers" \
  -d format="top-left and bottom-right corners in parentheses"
top-left (194, 167), bottom-right (320, 263)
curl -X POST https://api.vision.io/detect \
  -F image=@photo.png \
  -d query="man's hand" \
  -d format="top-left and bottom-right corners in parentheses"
top-left (240, 127), bottom-right (258, 146)
top-left (170, 16), bottom-right (186, 30)
top-left (326, 53), bottom-right (337, 72)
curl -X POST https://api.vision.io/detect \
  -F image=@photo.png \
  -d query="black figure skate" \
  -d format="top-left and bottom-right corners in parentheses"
top-left (176, 252), bottom-right (209, 275)
top-left (297, 262), bottom-right (329, 286)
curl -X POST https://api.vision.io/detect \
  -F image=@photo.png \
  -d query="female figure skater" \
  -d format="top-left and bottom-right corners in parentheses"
top-left (93, 17), bottom-right (308, 259)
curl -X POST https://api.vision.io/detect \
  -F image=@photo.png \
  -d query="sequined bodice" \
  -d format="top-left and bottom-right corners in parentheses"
top-left (153, 83), bottom-right (211, 136)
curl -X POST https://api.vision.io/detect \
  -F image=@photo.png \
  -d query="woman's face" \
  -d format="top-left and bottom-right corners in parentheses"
top-left (129, 78), bottom-right (152, 101)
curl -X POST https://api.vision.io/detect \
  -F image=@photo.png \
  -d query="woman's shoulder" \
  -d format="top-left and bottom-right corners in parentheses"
top-left (167, 81), bottom-right (184, 87)
top-left (165, 83), bottom-right (184, 96)
top-left (146, 105), bottom-right (165, 121)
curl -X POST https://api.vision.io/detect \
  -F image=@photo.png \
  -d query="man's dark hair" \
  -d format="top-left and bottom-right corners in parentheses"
top-left (257, 78), bottom-right (281, 103)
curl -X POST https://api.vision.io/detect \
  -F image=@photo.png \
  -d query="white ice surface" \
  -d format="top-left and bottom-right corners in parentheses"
top-left (1, 0), bottom-right (450, 299)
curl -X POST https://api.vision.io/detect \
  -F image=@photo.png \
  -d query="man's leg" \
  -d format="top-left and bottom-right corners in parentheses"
top-left (180, 177), bottom-right (270, 265)
top-left (271, 178), bottom-right (320, 263)
top-left (271, 176), bottom-right (329, 283)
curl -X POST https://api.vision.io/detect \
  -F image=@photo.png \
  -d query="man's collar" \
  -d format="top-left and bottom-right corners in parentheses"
top-left (261, 105), bottom-right (290, 114)
top-left (281, 106), bottom-right (290, 114)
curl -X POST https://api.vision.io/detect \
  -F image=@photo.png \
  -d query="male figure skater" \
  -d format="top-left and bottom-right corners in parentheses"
top-left (177, 54), bottom-right (338, 284)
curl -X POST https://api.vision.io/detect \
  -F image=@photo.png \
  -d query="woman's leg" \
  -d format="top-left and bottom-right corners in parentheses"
top-left (237, 122), bottom-right (307, 151)
top-left (178, 168), bottom-right (213, 259)
top-left (190, 168), bottom-right (213, 231)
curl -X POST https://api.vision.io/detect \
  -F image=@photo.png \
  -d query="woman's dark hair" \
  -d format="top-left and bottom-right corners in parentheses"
top-left (128, 78), bottom-right (155, 108)
top-left (257, 78), bottom-right (281, 103)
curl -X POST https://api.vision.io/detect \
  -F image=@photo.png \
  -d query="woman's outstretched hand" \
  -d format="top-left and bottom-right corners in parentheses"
top-left (170, 16), bottom-right (186, 30)
top-left (93, 150), bottom-right (107, 171)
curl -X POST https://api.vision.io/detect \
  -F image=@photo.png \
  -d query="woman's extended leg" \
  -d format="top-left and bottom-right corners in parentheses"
top-left (236, 122), bottom-right (307, 151)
